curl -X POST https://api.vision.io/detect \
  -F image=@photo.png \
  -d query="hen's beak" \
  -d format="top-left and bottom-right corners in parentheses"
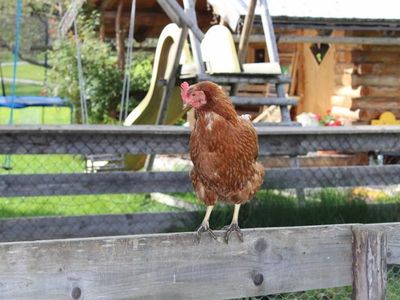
top-left (182, 102), bottom-right (191, 112)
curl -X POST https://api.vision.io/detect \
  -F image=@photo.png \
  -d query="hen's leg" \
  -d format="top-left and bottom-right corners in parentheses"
top-left (224, 204), bottom-right (243, 243)
top-left (196, 205), bottom-right (217, 242)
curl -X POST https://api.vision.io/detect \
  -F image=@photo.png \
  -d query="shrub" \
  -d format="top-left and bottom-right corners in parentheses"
top-left (48, 10), bottom-right (152, 124)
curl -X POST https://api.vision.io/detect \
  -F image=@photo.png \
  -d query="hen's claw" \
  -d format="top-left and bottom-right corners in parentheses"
top-left (196, 223), bottom-right (217, 243)
top-left (224, 223), bottom-right (244, 243)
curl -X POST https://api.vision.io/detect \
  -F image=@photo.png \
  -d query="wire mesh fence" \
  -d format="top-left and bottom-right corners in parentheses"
top-left (237, 286), bottom-right (352, 300)
top-left (0, 125), bottom-right (400, 239)
top-left (0, 125), bottom-right (400, 298)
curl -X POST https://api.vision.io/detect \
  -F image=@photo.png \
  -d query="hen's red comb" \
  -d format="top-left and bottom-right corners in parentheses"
top-left (180, 81), bottom-right (190, 103)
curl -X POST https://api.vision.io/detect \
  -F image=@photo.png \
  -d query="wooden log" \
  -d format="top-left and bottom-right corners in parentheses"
top-left (333, 86), bottom-right (360, 97)
top-left (351, 50), bottom-right (400, 64)
top-left (351, 97), bottom-right (400, 110)
top-left (336, 50), bottom-right (353, 63)
top-left (335, 63), bottom-right (355, 75)
top-left (360, 86), bottom-right (400, 97)
top-left (352, 74), bottom-right (400, 88)
top-left (335, 74), bottom-right (352, 86)
top-left (278, 35), bottom-right (400, 46)
top-left (0, 225), bottom-right (354, 299)
top-left (362, 45), bottom-right (400, 52)
top-left (358, 108), bottom-right (400, 123)
top-left (335, 44), bottom-right (363, 52)
top-left (356, 63), bottom-right (400, 76)
top-left (352, 226), bottom-right (387, 300)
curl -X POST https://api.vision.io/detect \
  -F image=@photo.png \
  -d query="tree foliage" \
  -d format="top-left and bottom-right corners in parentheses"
top-left (0, 0), bottom-right (66, 66)
top-left (48, 10), bottom-right (153, 124)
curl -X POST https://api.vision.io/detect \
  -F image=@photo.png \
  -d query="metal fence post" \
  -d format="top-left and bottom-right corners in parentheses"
top-left (352, 226), bottom-right (387, 300)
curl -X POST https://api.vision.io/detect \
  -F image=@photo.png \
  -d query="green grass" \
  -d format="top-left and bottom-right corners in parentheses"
top-left (173, 189), bottom-right (400, 233)
top-left (0, 153), bottom-right (177, 218)
top-left (0, 51), bottom-right (14, 62)
top-left (0, 106), bottom-right (72, 125)
top-left (2, 63), bottom-right (45, 81)
top-left (0, 194), bottom-right (176, 219)
top-left (0, 155), bottom-right (84, 174)
top-left (3, 82), bottom-right (43, 96)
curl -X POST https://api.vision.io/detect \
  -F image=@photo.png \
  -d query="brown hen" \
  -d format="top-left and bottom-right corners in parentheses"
top-left (180, 81), bottom-right (264, 242)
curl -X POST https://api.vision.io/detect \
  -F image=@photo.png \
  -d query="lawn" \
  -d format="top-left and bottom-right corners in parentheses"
top-left (0, 106), bottom-right (72, 124)
top-left (0, 194), bottom-right (173, 219)
top-left (2, 82), bottom-right (43, 96)
top-left (1, 63), bottom-right (46, 82)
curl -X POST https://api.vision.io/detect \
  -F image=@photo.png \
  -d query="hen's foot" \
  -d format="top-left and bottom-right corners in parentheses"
top-left (196, 223), bottom-right (217, 243)
top-left (224, 223), bottom-right (244, 243)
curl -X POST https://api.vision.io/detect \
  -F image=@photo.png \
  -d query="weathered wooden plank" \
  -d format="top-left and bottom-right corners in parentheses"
top-left (1, 125), bottom-right (400, 156)
top-left (0, 171), bottom-right (192, 196)
top-left (360, 86), bottom-right (400, 97)
top-left (278, 35), bottom-right (400, 45)
top-left (0, 211), bottom-right (197, 242)
top-left (0, 225), bottom-right (353, 299)
top-left (352, 74), bottom-right (400, 88)
top-left (361, 223), bottom-right (400, 265)
top-left (357, 63), bottom-right (400, 76)
top-left (197, 73), bottom-right (291, 84)
top-left (352, 226), bottom-right (387, 300)
top-left (2, 165), bottom-right (400, 197)
top-left (230, 96), bottom-right (298, 106)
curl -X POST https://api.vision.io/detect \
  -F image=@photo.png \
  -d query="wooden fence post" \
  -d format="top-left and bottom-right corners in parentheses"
top-left (352, 226), bottom-right (387, 300)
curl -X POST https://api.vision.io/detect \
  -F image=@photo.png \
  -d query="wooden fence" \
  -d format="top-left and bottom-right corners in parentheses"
top-left (1, 124), bottom-right (400, 196)
top-left (0, 223), bottom-right (399, 299)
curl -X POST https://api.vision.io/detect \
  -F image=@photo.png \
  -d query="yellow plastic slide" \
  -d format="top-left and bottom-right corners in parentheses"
top-left (123, 23), bottom-right (194, 170)
top-left (124, 23), bottom-right (194, 126)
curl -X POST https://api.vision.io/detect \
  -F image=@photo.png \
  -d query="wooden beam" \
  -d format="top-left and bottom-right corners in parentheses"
top-left (279, 35), bottom-right (400, 45)
top-left (2, 165), bottom-right (400, 197)
top-left (184, 0), bottom-right (205, 73)
top-left (0, 225), bottom-right (353, 299)
top-left (1, 125), bottom-right (400, 156)
top-left (197, 73), bottom-right (291, 84)
top-left (259, 0), bottom-right (280, 63)
top-left (58, 0), bottom-right (86, 37)
top-left (101, 11), bottom-right (170, 25)
top-left (0, 211), bottom-right (199, 242)
top-left (230, 96), bottom-right (298, 106)
top-left (237, 0), bottom-right (257, 65)
top-left (157, 0), bottom-right (204, 41)
top-left (352, 226), bottom-right (387, 300)
top-left (352, 74), bottom-right (400, 88)
top-left (115, 0), bottom-right (125, 69)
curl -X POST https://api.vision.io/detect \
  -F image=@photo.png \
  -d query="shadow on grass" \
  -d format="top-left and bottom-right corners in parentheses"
top-left (172, 189), bottom-right (400, 233)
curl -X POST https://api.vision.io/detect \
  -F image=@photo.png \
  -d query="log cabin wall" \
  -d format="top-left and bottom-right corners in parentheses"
top-left (248, 28), bottom-right (400, 125)
top-left (276, 29), bottom-right (360, 121)
top-left (350, 31), bottom-right (400, 124)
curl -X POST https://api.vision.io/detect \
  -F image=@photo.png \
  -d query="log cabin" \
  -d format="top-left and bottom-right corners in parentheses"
top-left (88, 0), bottom-right (400, 125)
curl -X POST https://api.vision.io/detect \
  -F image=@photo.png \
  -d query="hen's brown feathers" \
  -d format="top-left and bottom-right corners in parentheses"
top-left (188, 81), bottom-right (264, 205)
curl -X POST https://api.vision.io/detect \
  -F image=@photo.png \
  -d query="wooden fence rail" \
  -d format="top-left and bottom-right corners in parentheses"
top-left (1, 124), bottom-right (400, 155)
top-left (2, 165), bottom-right (400, 197)
top-left (1, 125), bottom-right (400, 197)
top-left (0, 223), bottom-right (399, 299)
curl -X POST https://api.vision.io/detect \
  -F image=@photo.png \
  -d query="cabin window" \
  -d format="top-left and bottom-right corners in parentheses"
top-left (310, 43), bottom-right (330, 64)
